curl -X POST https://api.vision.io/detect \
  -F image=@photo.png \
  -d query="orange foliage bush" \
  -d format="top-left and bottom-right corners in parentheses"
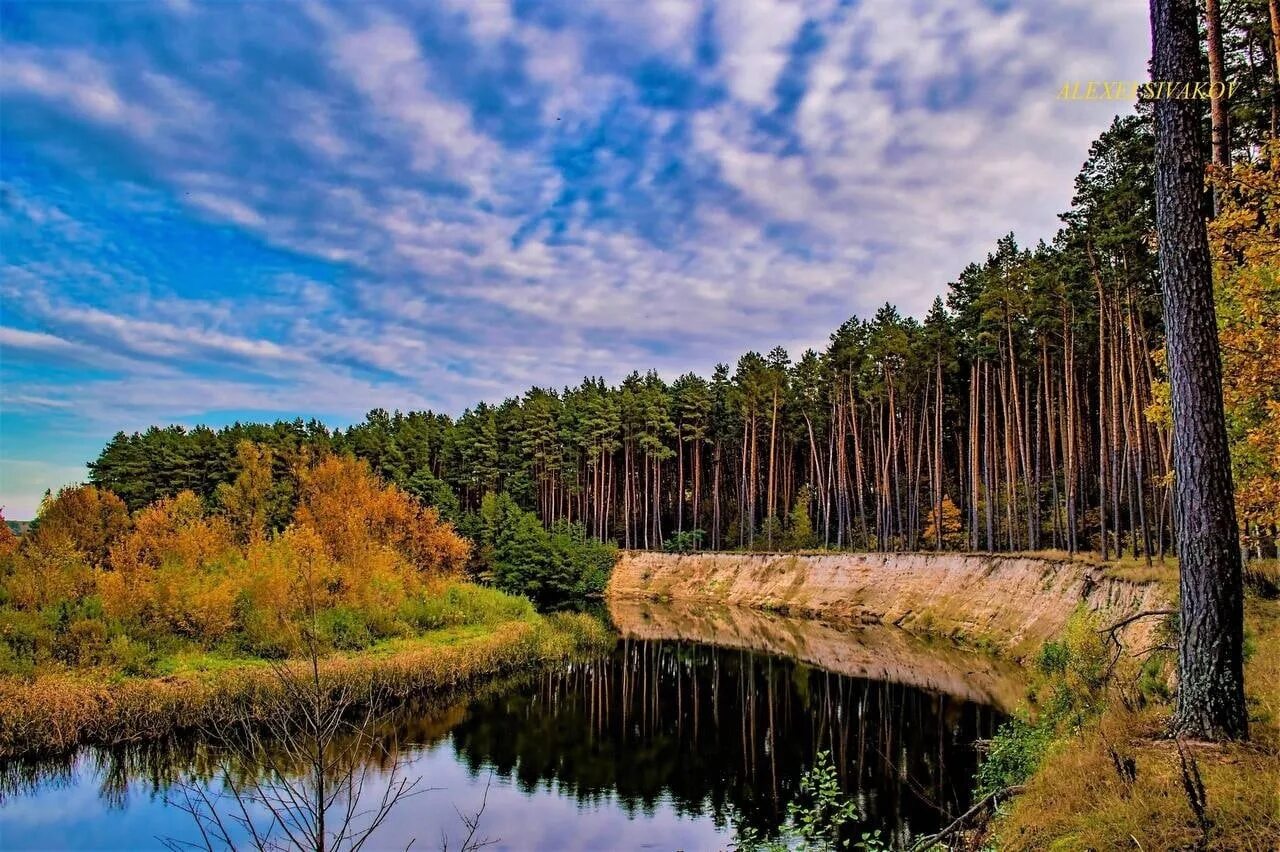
top-left (294, 454), bottom-right (469, 576)
top-left (3, 487), bottom-right (129, 610)
top-left (29, 485), bottom-right (130, 568)
top-left (2, 449), bottom-right (474, 666)
top-left (3, 533), bottom-right (94, 611)
top-left (100, 491), bottom-right (239, 638)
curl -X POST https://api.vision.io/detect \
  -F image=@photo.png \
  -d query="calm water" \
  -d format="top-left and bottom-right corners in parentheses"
top-left (0, 603), bottom-right (1011, 851)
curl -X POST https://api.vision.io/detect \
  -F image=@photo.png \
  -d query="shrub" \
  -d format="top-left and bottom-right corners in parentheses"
top-left (0, 609), bottom-right (52, 674)
top-left (233, 595), bottom-right (295, 659)
top-left (663, 530), bottom-right (704, 553)
top-left (104, 635), bottom-right (157, 677)
top-left (400, 583), bottom-right (537, 631)
top-left (316, 607), bottom-right (374, 651)
top-left (977, 716), bottom-right (1055, 796)
top-left (979, 608), bottom-right (1111, 796)
top-left (56, 618), bottom-right (109, 666)
top-left (1035, 639), bottom-right (1070, 677)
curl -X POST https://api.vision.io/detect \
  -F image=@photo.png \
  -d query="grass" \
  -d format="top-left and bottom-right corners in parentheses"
top-left (0, 586), bottom-right (613, 759)
top-left (1246, 559), bottom-right (1280, 595)
top-left (990, 592), bottom-right (1280, 851)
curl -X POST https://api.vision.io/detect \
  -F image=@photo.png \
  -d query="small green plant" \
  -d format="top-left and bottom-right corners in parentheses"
top-left (316, 606), bottom-right (374, 651)
top-left (976, 716), bottom-right (1054, 796)
top-left (977, 608), bottom-right (1111, 797)
top-left (735, 751), bottom-right (886, 851)
top-left (662, 529), bottom-right (705, 553)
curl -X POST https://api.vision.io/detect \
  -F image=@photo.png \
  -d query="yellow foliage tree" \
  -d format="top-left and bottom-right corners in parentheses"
top-left (923, 495), bottom-right (966, 550)
top-left (29, 484), bottom-right (130, 568)
top-left (293, 454), bottom-right (469, 578)
top-left (102, 491), bottom-right (239, 638)
top-left (1210, 144), bottom-right (1280, 554)
top-left (216, 440), bottom-right (275, 545)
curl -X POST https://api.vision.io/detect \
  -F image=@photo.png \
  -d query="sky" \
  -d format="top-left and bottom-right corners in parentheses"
top-left (0, 0), bottom-right (1150, 519)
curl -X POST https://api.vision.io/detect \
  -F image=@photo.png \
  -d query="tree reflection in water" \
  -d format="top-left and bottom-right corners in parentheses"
top-left (444, 638), bottom-right (1001, 847)
top-left (0, 638), bottom-right (1002, 849)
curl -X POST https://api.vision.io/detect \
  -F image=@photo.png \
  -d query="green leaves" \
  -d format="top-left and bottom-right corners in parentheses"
top-left (733, 751), bottom-right (886, 852)
top-left (472, 493), bottom-right (617, 605)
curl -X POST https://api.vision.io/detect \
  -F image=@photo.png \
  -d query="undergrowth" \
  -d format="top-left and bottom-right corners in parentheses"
top-left (986, 594), bottom-right (1280, 851)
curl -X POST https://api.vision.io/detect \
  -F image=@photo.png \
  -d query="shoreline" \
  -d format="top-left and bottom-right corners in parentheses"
top-left (0, 612), bottom-right (610, 760)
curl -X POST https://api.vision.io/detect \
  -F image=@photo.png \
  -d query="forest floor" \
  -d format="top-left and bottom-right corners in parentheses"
top-left (991, 589), bottom-right (1280, 851)
top-left (0, 607), bottom-right (610, 759)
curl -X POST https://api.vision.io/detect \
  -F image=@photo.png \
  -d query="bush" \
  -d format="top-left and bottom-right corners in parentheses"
top-left (1035, 639), bottom-right (1070, 677)
top-left (977, 716), bottom-right (1055, 796)
top-left (0, 609), bottom-right (52, 674)
top-left (663, 530), bottom-right (704, 553)
top-left (978, 608), bottom-right (1110, 797)
top-left (56, 618), bottom-right (109, 666)
top-left (233, 595), bottom-right (294, 659)
top-left (104, 635), bottom-right (156, 677)
top-left (400, 583), bottom-right (537, 631)
top-left (316, 607), bottom-right (374, 651)
top-left (472, 494), bottom-right (618, 605)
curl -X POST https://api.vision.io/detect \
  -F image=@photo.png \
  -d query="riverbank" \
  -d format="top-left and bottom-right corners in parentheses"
top-left (992, 591), bottom-right (1280, 850)
top-left (608, 551), bottom-right (1171, 658)
top-left (0, 609), bottom-right (609, 759)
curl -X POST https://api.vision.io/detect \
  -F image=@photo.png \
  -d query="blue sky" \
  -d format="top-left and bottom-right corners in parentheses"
top-left (1, 0), bottom-right (1148, 518)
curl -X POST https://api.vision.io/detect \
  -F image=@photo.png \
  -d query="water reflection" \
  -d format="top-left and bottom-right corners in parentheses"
top-left (0, 607), bottom-right (1008, 850)
top-left (445, 641), bottom-right (1001, 846)
top-left (608, 597), bottom-right (1026, 711)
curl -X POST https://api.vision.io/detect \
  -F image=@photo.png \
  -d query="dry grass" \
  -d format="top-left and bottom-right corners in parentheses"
top-left (1246, 559), bottom-right (1280, 596)
top-left (1003, 548), bottom-right (1179, 585)
top-left (993, 594), bottom-right (1280, 851)
top-left (0, 611), bottom-right (610, 759)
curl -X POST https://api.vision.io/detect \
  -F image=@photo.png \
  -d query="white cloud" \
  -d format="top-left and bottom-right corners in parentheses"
top-left (328, 17), bottom-right (506, 194)
top-left (186, 192), bottom-right (266, 228)
top-left (714, 0), bottom-right (809, 106)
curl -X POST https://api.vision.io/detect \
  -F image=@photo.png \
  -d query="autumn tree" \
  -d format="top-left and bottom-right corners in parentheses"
top-left (216, 440), bottom-right (276, 545)
top-left (29, 484), bottom-right (130, 568)
top-left (1211, 142), bottom-right (1280, 557)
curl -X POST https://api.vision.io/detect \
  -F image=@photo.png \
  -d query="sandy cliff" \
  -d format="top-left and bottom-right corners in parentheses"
top-left (607, 552), bottom-right (1171, 657)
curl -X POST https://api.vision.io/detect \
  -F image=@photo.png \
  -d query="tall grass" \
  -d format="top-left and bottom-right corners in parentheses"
top-left (990, 593), bottom-right (1280, 850)
top-left (0, 597), bottom-right (611, 759)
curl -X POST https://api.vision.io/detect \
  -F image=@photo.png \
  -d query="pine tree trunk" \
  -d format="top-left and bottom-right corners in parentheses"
top-left (1205, 0), bottom-right (1231, 179)
top-left (1270, 0), bottom-right (1280, 139)
top-left (1151, 0), bottom-right (1248, 741)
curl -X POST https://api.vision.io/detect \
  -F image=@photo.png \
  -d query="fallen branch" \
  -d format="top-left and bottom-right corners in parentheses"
top-left (908, 784), bottom-right (1025, 851)
top-left (1098, 609), bottom-right (1175, 644)
top-left (1099, 610), bottom-right (1176, 683)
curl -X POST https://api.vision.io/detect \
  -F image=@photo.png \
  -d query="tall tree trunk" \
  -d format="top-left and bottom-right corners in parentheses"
top-left (1150, 0), bottom-right (1248, 741)
top-left (1205, 0), bottom-right (1231, 180)
top-left (677, 432), bottom-right (684, 536)
top-left (1270, 0), bottom-right (1280, 139)
top-left (767, 388), bottom-right (779, 547)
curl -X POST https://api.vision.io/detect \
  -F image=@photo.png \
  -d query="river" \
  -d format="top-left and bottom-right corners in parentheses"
top-left (0, 599), bottom-right (1019, 851)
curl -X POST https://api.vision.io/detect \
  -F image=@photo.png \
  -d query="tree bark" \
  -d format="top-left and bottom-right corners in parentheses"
top-left (1150, 0), bottom-right (1248, 741)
